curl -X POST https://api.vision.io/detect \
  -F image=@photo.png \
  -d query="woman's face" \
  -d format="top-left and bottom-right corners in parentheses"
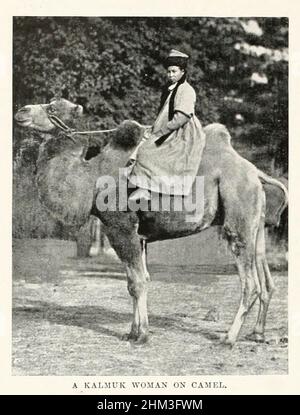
top-left (167, 66), bottom-right (185, 84)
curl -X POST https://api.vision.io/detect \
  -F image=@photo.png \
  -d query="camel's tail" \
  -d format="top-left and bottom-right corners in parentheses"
top-left (258, 169), bottom-right (288, 220)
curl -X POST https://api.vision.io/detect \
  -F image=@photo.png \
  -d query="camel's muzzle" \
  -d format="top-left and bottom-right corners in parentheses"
top-left (14, 107), bottom-right (33, 126)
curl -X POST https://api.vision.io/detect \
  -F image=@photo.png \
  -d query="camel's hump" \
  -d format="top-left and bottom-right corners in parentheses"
top-left (203, 123), bottom-right (232, 150)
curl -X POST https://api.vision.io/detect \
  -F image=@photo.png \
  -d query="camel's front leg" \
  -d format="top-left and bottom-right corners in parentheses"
top-left (102, 220), bottom-right (150, 344)
top-left (124, 263), bottom-right (149, 344)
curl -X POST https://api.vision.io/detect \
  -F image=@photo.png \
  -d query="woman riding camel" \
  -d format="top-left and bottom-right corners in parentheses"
top-left (129, 49), bottom-right (206, 200)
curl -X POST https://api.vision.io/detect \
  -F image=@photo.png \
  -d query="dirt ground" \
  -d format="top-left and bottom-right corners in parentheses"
top-left (12, 237), bottom-right (288, 376)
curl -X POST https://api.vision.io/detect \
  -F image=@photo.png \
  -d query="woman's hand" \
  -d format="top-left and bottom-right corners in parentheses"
top-left (143, 127), bottom-right (153, 140)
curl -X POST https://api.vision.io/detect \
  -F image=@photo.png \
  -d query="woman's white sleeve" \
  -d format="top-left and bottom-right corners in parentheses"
top-left (174, 84), bottom-right (196, 117)
top-left (166, 111), bottom-right (190, 130)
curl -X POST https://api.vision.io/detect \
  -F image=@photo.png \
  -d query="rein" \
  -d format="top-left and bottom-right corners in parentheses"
top-left (40, 105), bottom-right (117, 142)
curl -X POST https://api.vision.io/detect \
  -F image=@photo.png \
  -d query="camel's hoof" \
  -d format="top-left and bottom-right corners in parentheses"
top-left (246, 332), bottom-right (265, 343)
top-left (219, 334), bottom-right (235, 349)
top-left (121, 332), bottom-right (138, 342)
top-left (132, 333), bottom-right (149, 346)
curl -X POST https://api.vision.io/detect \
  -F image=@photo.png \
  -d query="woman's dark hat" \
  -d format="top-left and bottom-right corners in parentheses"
top-left (164, 49), bottom-right (189, 69)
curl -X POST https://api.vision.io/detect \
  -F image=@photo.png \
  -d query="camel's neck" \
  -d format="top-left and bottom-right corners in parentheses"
top-left (36, 132), bottom-right (99, 226)
top-left (37, 131), bottom-right (134, 180)
top-left (35, 133), bottom-right (134, 226)
top-left (37, 131), bottom-right (89, 163)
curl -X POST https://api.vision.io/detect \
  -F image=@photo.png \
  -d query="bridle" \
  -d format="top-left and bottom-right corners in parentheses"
top-left (40, 104), bottom-right (117, 142)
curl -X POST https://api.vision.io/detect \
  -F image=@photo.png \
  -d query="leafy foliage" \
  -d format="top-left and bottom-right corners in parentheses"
top-left (13, 17), bottom-right (288, 238)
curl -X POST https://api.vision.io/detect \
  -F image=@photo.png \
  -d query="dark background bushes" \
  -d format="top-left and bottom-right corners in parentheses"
top-left (13, 17), bottom-right (288, 239)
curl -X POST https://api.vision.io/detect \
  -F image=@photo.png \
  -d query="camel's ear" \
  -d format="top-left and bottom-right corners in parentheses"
top-left (113, 120), bottom-right (144, 150)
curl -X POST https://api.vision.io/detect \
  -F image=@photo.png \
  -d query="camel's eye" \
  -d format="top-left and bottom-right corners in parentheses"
top-left (48, 105), bottom-right (57, 114)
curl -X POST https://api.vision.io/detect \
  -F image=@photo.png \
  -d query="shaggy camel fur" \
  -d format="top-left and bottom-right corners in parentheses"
top-left (15, 98), bottom-right (288, 346)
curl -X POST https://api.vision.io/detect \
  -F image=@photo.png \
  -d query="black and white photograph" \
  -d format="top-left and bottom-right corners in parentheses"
top-left (11, 15), bottom-right (289, 379)
top-left (2, 0), bottom-right (300, 399)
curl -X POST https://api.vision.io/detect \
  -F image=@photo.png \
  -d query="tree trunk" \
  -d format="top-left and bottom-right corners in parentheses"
top-left (75, 217), bottom-right (94, 257)
top-left (89, 217), bottom-right (103, 256)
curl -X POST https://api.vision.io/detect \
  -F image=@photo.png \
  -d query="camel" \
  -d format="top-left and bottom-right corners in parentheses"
top-left (14, 98), bottom-right (105, 256)
top-left (14, 98), bottom-right (288, 346)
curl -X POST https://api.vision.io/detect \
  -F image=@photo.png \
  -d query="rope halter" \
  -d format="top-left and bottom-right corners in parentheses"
top-left (40, 104), bottom-right (117, 143)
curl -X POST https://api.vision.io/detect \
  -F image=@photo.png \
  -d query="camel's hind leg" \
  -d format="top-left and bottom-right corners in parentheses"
top-left (248, 199), bottom-right (276, 342)
top-left (224, 232), bottom-right (260, 346)
top-left (221, 183), bottom-right (262, 346)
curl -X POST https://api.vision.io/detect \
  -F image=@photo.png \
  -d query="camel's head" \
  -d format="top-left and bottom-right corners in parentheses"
top-left (14, 98), bottom-right (83, 132)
